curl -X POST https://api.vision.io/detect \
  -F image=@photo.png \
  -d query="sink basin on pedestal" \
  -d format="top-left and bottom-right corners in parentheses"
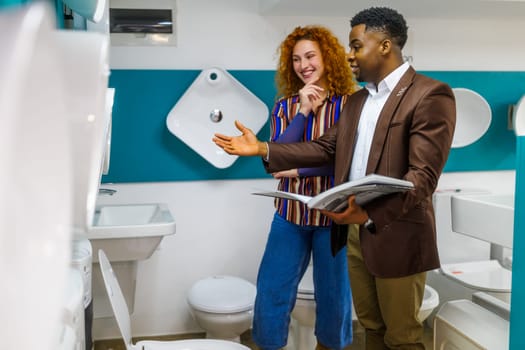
top-left (87, 202), bottom-right (175, 319)
top-left (451, 193), bottom-right (514, 249)
top-left (88, 203), bottom-right (176, 262)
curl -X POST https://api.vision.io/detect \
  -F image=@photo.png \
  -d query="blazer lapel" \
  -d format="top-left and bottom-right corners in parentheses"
top-left (366, 67), bottom-right (416, 173)
top-left (336, 90), bottom-right (368, 184)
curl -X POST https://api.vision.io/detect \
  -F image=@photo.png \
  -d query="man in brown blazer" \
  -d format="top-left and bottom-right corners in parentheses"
top-left (214, 7), bottom-right (455, 350)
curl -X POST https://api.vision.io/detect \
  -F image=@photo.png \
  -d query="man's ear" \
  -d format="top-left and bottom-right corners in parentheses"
top-left (380, 39), bottom-right (392, 55)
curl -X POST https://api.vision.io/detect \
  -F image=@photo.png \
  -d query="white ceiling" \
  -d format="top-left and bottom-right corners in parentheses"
top-left (258, 0), bottom-right (525, 19)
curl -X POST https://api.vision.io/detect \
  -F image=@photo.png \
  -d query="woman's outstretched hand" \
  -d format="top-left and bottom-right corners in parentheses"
top-left (213, 120), bottom-right (267, 157)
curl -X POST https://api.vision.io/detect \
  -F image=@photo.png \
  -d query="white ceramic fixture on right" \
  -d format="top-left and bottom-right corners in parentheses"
top-left (451, 193), bottom-right (514, 249)
top-left (451, 87), bottom-right (492, 148)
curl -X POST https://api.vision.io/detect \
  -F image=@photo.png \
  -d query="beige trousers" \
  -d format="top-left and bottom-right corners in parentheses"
top-left (346, 224), bottom-right (426, 350)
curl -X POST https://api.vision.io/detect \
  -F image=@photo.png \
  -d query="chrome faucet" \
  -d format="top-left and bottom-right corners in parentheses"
top-left (99, 188), bottom-right (116, 196)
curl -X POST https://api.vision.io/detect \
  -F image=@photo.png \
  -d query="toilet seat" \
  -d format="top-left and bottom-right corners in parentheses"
top-left (98, 250), bottom-right (250, 350)
top-left (440, 260), bottom-right (511, 293)
top-left (188, 276), bottom-right (256, 313)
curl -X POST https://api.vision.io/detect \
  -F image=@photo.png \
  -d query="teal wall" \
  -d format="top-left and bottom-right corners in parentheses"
top-left (103, 70), bottom-right (525, 183)
top-left (104, 70), bottom-right (276, 182)
top-left (510, 135), bottom-right (525, 349)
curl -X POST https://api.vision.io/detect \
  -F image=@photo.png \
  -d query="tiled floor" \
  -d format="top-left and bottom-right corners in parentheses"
top-left (94, 324), bottom-right (433, 350)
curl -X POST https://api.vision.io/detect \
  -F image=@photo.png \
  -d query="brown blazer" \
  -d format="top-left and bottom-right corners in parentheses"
top-left (265, 67), bottom-right (456, 278)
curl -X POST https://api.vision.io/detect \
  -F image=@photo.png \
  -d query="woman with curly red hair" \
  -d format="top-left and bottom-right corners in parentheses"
top-left (252, 25), bottom-right (358, 350)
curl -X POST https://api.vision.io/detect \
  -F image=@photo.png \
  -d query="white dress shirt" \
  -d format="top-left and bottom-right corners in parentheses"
top-left (349, 62), bottom-right (410, 181)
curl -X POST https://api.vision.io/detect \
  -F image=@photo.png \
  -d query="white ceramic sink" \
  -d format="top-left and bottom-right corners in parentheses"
top-left (451, 193), bottom-right (514, 248)
top-left (166, 67), bottom-right (269, 169)
top-left (451, 88), bottom-right (491, 148)
top-left (87, 203), bottom-right (176, 262)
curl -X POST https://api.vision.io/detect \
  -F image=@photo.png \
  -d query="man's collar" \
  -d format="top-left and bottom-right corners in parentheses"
top-left (365, 62), bottom-right (411, 95)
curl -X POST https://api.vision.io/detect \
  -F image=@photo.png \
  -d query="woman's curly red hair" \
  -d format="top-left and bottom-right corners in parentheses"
top-left (275, 25), bottom-right (357, 98)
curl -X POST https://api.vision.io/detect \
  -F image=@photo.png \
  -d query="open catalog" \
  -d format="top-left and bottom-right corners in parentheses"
top-left (252, 174), bottom-right (414, 212)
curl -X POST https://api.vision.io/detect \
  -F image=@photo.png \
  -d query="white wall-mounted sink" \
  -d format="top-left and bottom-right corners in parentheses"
top-left (451, 88), bottom-right (491, 148)
top-left (87, 203), bottom-right (176, 262)
top-left (166, 67), bottom-right (269, 169)
top-left (88, 202), bottom-right (175, 318)
top-left (451, 193), bottom-right (514, 249)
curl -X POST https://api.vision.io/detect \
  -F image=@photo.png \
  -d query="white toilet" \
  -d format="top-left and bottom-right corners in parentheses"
top-left (426, 190), bottom-right (512, 327)
top-left (289, 265), bottom-right (438, 350)
top-left (62, 268), bottom-right (86, 350)
top-left (419, 284), bottom-right (440, 322)
top-left (289, 265), bottom-right (319, 350)
top-left (99, 250), bottom-right (250, 350)
top-left (187, 275), bottom-right (257, 342)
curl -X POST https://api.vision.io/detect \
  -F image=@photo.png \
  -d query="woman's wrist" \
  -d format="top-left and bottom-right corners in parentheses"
top-left (298, 108), bottom-right (311, 116)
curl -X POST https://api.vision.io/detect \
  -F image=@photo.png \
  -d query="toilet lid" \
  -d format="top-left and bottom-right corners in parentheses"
top-left (188, 276), bottom-right (256, 313)
top-left (297, 265), bottom-right (314, 296)
top-left (440, 260), bottom-right (511, 293)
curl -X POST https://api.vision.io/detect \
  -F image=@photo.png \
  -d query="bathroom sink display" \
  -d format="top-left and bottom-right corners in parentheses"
top-left (87, 203), bottom-right (176, 262)
top-left (451, 88), bottom-right (492, 148)
top-left (166, 67), bottom-right (269, 169)
top-left (451, 193), bottom-right (514, 249)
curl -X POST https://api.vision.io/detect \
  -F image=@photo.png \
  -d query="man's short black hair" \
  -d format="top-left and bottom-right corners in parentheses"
top-left (350, 7), bottom-right (408, 49)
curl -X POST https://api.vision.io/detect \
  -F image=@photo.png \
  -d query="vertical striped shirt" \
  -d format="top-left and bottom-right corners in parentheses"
top-left (270, 93), bottom-right (349, 226)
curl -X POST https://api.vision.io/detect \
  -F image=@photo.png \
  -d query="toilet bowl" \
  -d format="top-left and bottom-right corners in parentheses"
top-left (419, 284), bottom-right (439, 322)
top-left (71, 237), bottom-right (94, 350)
top-left (289, 265), bottom-right (359, 350)
top-left (62, 268), bottom-right (85, 350)
top-left (98, 250), bottom-right (250, 350)
top-left (187, 275), bottom-right (256, 342)
top-left (289, 268), bottom-right (316, 350)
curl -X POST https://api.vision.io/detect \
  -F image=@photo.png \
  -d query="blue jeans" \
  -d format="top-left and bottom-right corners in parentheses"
top-left (252, 213), bottom-right (353, 350)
